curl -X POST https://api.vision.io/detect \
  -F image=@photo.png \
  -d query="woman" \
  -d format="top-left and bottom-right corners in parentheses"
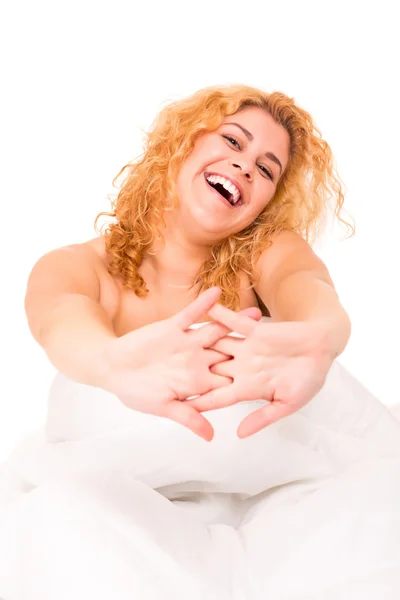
top-left (3, 85), bottom-right (399, 599)
top-left (26, 84), bottom-right (353, 442)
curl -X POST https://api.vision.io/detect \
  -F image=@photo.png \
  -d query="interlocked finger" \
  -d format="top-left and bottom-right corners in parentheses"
top-left (207, 303), bottom-right (259, 337)
top-left (175, 286), bottom-right (222, 330)
top-left (186, 384), bottom-right (239, 412)
top-left (202, 348), bottom-right (232, 366)
top-left (191, 321), bottom-right (233, 348)
top-left (206, 372), bottom-right (233, 390)
top-left (210, 357), bottom-right (235, 377)
top-left (208, 336), bottom-right (242, 356)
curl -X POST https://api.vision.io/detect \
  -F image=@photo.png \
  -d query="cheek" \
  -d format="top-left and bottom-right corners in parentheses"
top-left (175, 157), bottom-right (196, 191)
top-left (175, 169), bottom-right (187, 195)
top-left (194, 138), bottom-right (226, 168)
top-left (253, 185), bottom-right (274, 212)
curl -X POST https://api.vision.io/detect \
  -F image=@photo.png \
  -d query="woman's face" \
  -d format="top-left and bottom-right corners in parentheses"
top-left (175, 106), bottom-right (291, 240)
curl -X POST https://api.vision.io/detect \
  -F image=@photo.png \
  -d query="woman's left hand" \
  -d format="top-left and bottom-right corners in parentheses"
top-left (186, 303), bottom-right (336, 438)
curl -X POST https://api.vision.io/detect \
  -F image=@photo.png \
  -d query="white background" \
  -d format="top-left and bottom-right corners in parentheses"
top-left (0, 0), bottom-right (399, 460)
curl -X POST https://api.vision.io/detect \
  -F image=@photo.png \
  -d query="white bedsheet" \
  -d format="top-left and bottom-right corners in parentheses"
top-left (1, 319), bottom-right (400, 599)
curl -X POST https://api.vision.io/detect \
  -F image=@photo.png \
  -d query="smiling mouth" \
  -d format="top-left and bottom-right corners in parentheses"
top-left (204, 175), bottom-right (244, 207)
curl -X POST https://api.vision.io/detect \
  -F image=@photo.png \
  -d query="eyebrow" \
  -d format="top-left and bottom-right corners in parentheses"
top-left (224, 122), bottom-right (283, 175)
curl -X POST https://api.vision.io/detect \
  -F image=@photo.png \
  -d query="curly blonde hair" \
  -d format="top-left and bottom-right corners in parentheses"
top-left (94, 83), bottom-right (355, 310)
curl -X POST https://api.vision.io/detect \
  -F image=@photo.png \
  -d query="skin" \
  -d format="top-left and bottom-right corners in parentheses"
top-left (146, 106), bottom-right (291, 287)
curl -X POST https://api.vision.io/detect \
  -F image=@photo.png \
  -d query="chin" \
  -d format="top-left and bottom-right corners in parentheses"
top-left (187, 205), bottom-right (230, 237)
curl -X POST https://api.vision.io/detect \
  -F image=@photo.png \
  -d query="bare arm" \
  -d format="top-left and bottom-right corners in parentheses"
top-left (255, 230), bottom-right (351, 358)
top-left (25, 245), bottom-right (116, 387)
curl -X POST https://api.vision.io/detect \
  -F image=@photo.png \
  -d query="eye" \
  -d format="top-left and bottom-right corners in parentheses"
top-left (223, 135), bottom-right (241, 149)
top-left (259, 165), bottom-right (274, 181)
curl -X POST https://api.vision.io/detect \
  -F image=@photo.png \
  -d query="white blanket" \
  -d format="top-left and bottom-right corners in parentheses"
top-left (1, 319), bottom-right (400, 599)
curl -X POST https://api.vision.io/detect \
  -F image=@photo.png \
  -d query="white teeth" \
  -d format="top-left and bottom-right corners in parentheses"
top-left (206, 174), bottom-right (241, 204)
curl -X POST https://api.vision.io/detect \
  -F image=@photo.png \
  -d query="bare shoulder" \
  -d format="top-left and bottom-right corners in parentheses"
top-left (79, 235), bottom-right (109, 264)
top-left (254, 229), bottom-right (334, 298)
top-left (80, 233), bottom-right (121, 278)
top-left (255, 230), bottom-right (324, 273)
top-left (50, 236), bottom-right (107, 280)
top-left (75, 235), bottom-right (121, 320)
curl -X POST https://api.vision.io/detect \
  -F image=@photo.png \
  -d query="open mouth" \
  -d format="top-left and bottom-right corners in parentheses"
top-left (204, 173), bottom-right (243, 207)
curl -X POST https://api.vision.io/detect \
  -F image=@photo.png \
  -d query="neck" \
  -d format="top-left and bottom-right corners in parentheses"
top-left (146, 223), bottom-right (212, 289)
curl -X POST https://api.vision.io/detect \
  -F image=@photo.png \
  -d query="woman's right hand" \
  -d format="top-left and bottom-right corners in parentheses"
top-left (100, 287), bottom-right (261, 441)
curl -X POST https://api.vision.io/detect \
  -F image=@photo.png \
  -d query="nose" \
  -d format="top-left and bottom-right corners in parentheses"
top-left (231, 161), bottom-right (253, 180)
